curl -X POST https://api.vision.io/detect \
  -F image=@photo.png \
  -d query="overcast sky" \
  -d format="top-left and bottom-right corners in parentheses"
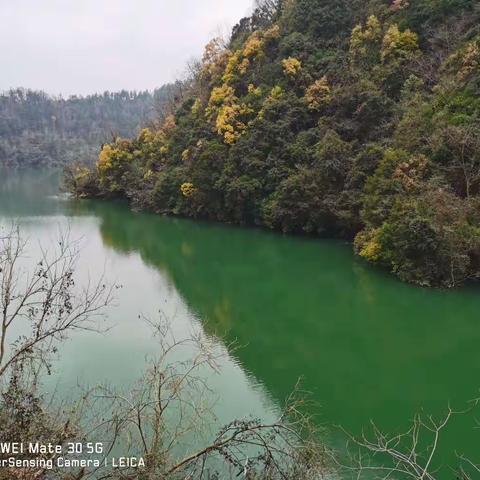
top-left (0, 0), bottom-right (252, 96)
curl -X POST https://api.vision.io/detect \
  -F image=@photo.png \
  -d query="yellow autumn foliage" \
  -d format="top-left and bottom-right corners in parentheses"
top-left (243, 32), bottom-right (264, 58)
top-left (282, 57), bottom-right (302, 77)
top-left (206, 83), bottom-right (253, 144)
top-left (381, 24), bottom-right (419, 62)
top-left (305, 77), bottom-right (331, 110)
top-left (264, 24), bottom-right (280, 40)
top-left (201, 38), bottom-right (230, 81)
top-left (223, 46), bottom-right (253, 83)
top-left (223, 131), bottom-right (237, 145)
top-left (239, 58), bottom-right (250, 75)
top-left (191, 98), bottom-right (201, 115)
top-left (215, 103), bottom-right (252, 144)
top-left (458, 41), bottom-right (480, 81)
top-left (350, 16), bottom-right (419, 65)
top-left (223, 50), bottom-right (243, 83)
top-left (97, 144), bottom-right (115, 173)
top-left (207, 84), bottom-right (236, 116)
top-left (269, 86), bottom-right (284, 99)
top-left (350, 15), bottom-right (382, 59)
top-left (138, 128), bottom-right (154, 143)
top-left (181, 149), bottom-right (190, 161)
top-left (257, 86), bottom-right (284, 120)
top-left (180, 182), bottom-right (195, 197)
top-left (355, 228), bottom-right (382, 262)
top-left (248, 84), bottom-right (262, 96)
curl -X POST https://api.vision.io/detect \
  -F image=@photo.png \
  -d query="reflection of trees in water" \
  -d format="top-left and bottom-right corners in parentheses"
top-left (79, 200), bottom-right (480, 467)
top-left (0, 169), bottom-right (64, 217)
top-left (0, 227), bottom-right (328, 480)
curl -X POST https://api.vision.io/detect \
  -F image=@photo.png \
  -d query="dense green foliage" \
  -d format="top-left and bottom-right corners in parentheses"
top-left (70, 0), bottom-right (480, 287)
top-left (0, 86), bottom-right (177, 167)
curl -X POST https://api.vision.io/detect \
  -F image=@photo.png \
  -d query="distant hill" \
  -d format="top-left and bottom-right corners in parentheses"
top-left (0, 85), bottom-right (178, 167)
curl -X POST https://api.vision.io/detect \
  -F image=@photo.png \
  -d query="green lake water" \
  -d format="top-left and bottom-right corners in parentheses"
top-left (1, 169), bottom-right (479, 472)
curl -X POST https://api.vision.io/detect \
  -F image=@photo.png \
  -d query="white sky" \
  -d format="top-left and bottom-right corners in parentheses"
top-left (0, 0), bottom-right (252, 96)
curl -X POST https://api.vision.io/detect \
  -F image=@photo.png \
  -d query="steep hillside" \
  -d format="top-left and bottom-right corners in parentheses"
top-left (70, 0), bottom-right (480, 287)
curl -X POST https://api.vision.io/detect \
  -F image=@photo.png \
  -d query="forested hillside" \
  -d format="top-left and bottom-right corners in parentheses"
top-left (0, 86), bottom-right (177, 167)
top-left (70, 0), bottom-right (480, 288)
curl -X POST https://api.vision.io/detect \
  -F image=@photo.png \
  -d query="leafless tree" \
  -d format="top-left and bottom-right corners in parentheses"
top-left (425, 123), bottom-right (480, 199)
top-left (0, 228), bottom-right (328, 480)
top-left (254, 0), bottom-right (282, 23)
top-left (0, 226), bottom-right (113, 381)
top-left (85, 317), bottom-right (329, 480)
top-left (416, 20), bottom-right (467, 81)
top-left (0, 226), bottom-right (114, 480)
top-left (439, 124), bottom-right (480, 199)
top-left (331, 403), bottom-right (480, 480)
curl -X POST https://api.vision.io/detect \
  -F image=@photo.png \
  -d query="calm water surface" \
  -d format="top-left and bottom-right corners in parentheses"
top-left (1, 170), bottom-right (479, 470)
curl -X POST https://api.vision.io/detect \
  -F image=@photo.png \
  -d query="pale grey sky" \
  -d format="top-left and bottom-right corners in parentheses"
top-left (0, 0), bottom-right (252, 96)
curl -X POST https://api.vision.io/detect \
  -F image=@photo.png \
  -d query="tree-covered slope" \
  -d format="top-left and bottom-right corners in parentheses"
top-left (70, 0), bottom-right (480, 287)
top-left (0, 86), bottom-right (177, 168)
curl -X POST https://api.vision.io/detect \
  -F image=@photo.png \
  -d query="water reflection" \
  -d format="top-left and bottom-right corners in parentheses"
top-left (0, 170), bottom-right (280, 454)
top-left (81, 200), bottom-right (480, 466)
top-left (1, 169), bottom-right (479, 469)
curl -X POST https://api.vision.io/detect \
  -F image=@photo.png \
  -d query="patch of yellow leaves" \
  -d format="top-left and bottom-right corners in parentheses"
top-left (282, 57), bottom-right (302, 77)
